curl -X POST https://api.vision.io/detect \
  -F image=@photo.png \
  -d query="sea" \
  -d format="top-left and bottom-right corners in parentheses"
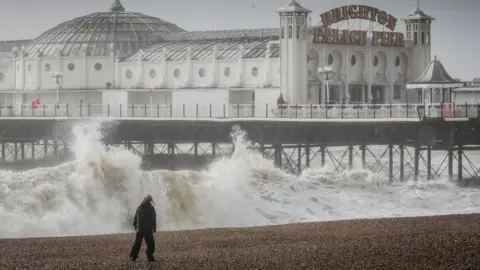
top-left (1, 121), bottom-right (480, 239)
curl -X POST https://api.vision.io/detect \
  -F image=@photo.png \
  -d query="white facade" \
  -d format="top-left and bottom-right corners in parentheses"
top-left (0, 0), bottom-right (435, 107)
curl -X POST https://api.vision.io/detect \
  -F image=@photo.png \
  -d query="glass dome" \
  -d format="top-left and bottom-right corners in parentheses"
top-left (22, 0), bottom-right (186, 57)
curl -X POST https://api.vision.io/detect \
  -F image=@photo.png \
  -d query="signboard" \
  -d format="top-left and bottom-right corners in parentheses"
top-left (313, 5), bottom-right (405, 47)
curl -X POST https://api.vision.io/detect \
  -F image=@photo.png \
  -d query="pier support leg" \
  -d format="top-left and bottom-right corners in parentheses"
top-left (427, 146), bottom-right (432, 180)
top-left (448, 147), bottom-right (453, 181)
top-left (1, 143), bottom-right (4, 161)
top-left (168, 143), bottom-right (175, 170)
top-left (321, 145), bottom-right (325, 166)
top-left (389, 145), bottom-right (393, 182)
top-left (274, 144), bottom-right (282, 168)
top-left (297, 144), bottom-right (302, 174)
top-left (400, 145), bottom-right (405, 181)
top-left (53, 140), bottom-right (58, 159)
top-left (305, 143), bottom-right (310, 168)
top-left (448, 124), bottom-right (454, 181)
top-left (211, 143), bottom-right (216, 157)
top-left (14, 143), bottom-right (18, 161)
top-left (194, 143), bottom-right (198, 157)
top-left (458, 145), bottom-right (463, 181)
top-left (414, 146), bottom-right (420, 181)
top-left (361, 145), bottom-right (366, 169)
top-left (20, 142), bottom-right (25, 160)
top-left (44, 140), bottom-right (48, 158)
top-left (31, 142), bottom-right (35, 160)
top-left (348, 146), bottom-right (353, 170)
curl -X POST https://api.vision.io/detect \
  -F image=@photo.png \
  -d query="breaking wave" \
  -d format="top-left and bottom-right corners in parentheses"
top-left (1, 121), bottom-right (480, 238)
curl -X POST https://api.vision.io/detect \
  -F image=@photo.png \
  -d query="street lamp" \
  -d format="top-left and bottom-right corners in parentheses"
top-left (51, 71), bottom-right (63, 104)
top-left (318, 66), bottom-right (334, 104)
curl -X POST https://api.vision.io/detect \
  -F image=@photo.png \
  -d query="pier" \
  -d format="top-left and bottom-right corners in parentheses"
top-left (0, 102), bottom-right (479, 181)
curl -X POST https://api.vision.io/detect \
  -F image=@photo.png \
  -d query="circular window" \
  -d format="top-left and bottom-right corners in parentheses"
top-left (94, 63), bottom-right (102, 71)
top-left (198, 68), bottom-right (206, 77)
top-left (328, 54), bottom-right (334, 65)
top-left (126, 69), bottom-right (133, 79)
top-left (45, 63), bottom-right (51, 72)
top-left (149, 69), bottom-right (156, 79)
top-left (351, 55), bottom-right (356, 66)
top-left (173, 68), bottom-right (180, 78)
top-left (27, 64), bottom-right (32, 71)
top-left (0, 73), bottom-right (4, 82)
top-left (251, 67), bottom-right (259, 77)
top-left (395, 56), bottom-right (400, 67)
top-left (224, 67), bottom-right (231, 77)
top-left (373, 56), bottom-right (379, 67)
top-left (67, 63), bottom-right (75, 71)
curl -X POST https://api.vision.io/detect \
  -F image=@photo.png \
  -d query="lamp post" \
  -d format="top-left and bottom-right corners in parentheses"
top-left (51, 71), bottom-right (63, 105)
top-left (318, 66), bottom-right (334, 104)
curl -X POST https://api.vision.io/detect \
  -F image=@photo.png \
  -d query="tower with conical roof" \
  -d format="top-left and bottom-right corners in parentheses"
top-left (276, 0), bottom-right (311, 104)
top-left (405, 0), bottom-right (435, 82)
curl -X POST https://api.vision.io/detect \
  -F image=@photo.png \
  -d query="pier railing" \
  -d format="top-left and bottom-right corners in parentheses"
top-left (0, 103), bottom-right (478, 119)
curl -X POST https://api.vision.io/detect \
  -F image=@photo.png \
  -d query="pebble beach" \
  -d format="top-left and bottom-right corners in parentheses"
top-left (1, 213), bottom-right (479, 270)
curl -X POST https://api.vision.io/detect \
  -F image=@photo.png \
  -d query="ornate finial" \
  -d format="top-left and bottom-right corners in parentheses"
top-left (110, 0), bottom-right (125, 12)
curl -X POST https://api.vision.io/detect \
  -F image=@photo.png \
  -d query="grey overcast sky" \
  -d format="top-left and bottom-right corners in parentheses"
top-left (0, 0), bottom-right (477, 80)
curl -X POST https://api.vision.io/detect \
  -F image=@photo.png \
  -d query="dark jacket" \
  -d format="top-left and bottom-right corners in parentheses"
top-left (133, 202), bottom-right (157, 232)
top-left (277, 96), bottom-right (286, 105)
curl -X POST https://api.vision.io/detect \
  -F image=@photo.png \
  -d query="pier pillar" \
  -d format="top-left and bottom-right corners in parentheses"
top-left (399, 145), bottom-right (405, 181)
top-left (31, 142), bottom-right (35, 160)
top-left (211, 143), bottom-right (216, 157)
top-left (414, 146), bottom-right (420, 181)
top-left (20, 142), bottom-right (25, 160)
top-left (348, 146), bottom-right (353, 169)
top-left (320, 145), bottom-right (325, 166)
top-left (305, 143), bottom-right (310, 168)
top-left (458, 145), bottom-right (463, 180)
top-left (427, 146), bottom-right (432, 180)
top-left (361, 145), bottom-right (366, 169)
top-left (53, 140), bottom-right (58, 159)
top-left (44, 140), bottom-right (48, 158)
top-left (447, 124), bottom-right (454, 181)
top-left (194, 143), bottom-right (198, 157)
top-left (297, 144), bottom-right (302, 174)
top-left (274, 144), bottom-right (282, 168)
top-left (14, 143), bottom-right (18, 161)
top-left (1, 143), bottom-right (4, 161)
top-left (388, 145), bottom-right (393, 182)
top-left (168, 143), bottom-right (175, 170)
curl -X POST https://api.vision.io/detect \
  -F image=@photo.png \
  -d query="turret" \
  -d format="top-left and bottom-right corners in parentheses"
top-left (276, 0), bottom-right (311, 104)
top-left (405, 1), bottom-right (435, 81)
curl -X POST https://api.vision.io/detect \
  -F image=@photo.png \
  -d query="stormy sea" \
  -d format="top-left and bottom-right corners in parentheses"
top-left (1, 121), bottom-right (480, 239)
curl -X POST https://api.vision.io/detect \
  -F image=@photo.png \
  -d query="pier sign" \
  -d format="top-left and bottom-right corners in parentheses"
top-left (313, 5), bottom-right (405, 47)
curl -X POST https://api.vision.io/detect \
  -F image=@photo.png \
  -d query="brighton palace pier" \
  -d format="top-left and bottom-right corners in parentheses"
top-left (0, 0), bottom-right (460, 117)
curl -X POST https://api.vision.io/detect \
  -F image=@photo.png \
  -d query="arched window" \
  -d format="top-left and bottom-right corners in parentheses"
top-left (288, 25), bottom-right (292, 38)
top-left (296, 25), bottom-right (300, 38)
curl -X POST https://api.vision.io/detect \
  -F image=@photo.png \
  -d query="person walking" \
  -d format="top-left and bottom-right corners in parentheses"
top-left (129, 195), bottom-right (157, 262)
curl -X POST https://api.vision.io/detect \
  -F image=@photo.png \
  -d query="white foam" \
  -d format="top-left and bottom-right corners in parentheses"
top-left (0, 121), bottom-right (479, 238)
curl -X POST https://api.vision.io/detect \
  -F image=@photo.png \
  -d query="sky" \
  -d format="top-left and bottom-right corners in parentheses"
top-left (0, 0), bottom-right (477, 80)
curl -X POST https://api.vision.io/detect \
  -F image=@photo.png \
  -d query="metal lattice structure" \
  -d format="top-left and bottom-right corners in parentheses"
top-left (21, 0), bottom-right (186, 58)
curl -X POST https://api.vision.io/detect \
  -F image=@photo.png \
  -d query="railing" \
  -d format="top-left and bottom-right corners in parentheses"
top-left (0, 103), bottom-right (478, 119)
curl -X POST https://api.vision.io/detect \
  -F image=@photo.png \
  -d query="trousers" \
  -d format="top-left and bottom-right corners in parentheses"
top-left (130, 230), bottom-right (155, 259)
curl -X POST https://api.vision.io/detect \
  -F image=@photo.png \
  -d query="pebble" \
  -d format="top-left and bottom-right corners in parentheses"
top-left (1, 213), bottom-right (480, 269)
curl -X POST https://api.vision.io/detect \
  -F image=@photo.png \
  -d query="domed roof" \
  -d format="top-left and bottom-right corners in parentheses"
top-left (23, 0), bottom-right (186, 58)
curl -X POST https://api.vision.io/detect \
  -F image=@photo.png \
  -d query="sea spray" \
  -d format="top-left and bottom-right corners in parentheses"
top-left (0, 121), bottom-right (480, 238)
